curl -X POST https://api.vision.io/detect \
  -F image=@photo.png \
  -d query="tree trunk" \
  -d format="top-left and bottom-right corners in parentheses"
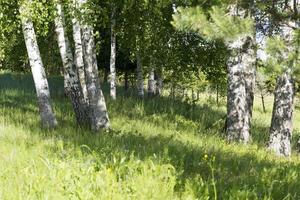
top-left (226, 36), bottom-right (255, 143)
top-left (261, 92), bottom-right (266, 113)
top-left (155, 70), bottom-right (163, 96)
top-left (268, 70), bottom-right (294, 157)
top-left (226, 4), bottom-right (257, 143)
top-left (54, 2), bottom-right (88, 125)
top-left (109, 6), bottom-right (117, 100)
top-left (148, 67), bottom-right (155, 97)
top-left (242, 36), bottom-right (256, 141)
top-left (20, 4), bottom-right (57, 129)
top-left (136, 52), bottom-right (144, 98)
top-left (268, 1), bottom-right (296, 157)
top-left (72, 5), bottom-right (88, 104)
top-left (79, 0), bottom-right (110, 130)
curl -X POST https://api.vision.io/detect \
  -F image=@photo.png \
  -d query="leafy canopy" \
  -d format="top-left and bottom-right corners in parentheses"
top-left (264, 30), bottom-right (300, 77)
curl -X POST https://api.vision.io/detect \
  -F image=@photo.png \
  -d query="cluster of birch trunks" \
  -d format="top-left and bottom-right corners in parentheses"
top-left (20, 0), bottom-right (109, 131)
top-left (19, 0), bottom-right (296, 157)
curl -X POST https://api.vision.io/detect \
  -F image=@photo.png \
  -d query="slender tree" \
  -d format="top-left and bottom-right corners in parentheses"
top-left (109, 4), bottom-right (117, 100)
top-left (148, 66), bottom-right (156, 97)
top-left (19, 1), bottom-right (57, 128)
top-left (136, 51), bottom-right (144, 98)
top-left (155, 70), bottom-right (163, 96)
top-left (78, 0), bottom-right (110, 130)
top-left (72, 0), bottom-right (89, 103)
top-left (54, 1), bottom-right (88, 125)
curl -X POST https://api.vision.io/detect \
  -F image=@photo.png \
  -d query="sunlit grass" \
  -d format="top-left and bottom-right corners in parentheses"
top-left (0, 72), bottom-right (300, 199)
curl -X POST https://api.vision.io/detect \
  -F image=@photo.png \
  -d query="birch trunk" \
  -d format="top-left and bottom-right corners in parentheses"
top-left (54, 2), bottom-right (88, 125)
top-left (148, 67), bottom-right (155, 97)
top-left (136, 52), bottom-right (144, 98)
top-left (20, 4), bottom-right (57, 129)
top-left (268, 70), bottom-right (294, 157)
top-left (155, 70), bottom-right (163, 96)
top-left (109, 6), bottom-right (117, 100)
top-left (226, 36), bottom-right (255, 143)
top-left (72, 1), bottom-right (88, 103)
top-left (80, 8), bottom-right (110, 130)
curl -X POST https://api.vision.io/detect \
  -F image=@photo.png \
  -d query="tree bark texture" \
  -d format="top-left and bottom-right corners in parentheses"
top-left (226, 36), bottom-right (256, 143)
top-left (268, 71), bottom-right (294, 157)
top-left (109, 6), bottom-right (117, 100)
top-left (72, 0), bottom-right (89, 104)
top-left (148, 67), bottom-right (155, 97)
top-left (78, 0), bottom-right (110, 130)
top-left (20, 4), bottom-right (58, 129)
top-left (55, 2), bottom-right (89, 125)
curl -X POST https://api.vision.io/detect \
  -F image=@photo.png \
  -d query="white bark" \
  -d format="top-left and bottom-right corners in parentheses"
top-left (20, 4), bottom-right (57, 129)
top-left (268, 2), bottom-right (296, 157)
top-left (136, 52), bottom-right (144, 98)
top-left (54, 2), bottom-right (88, 125)
top-left (78, 0), bottom-right (110, 130)
top-left (269, 70), bottom-right (294, 157)
top-left (109, 6), bottom-right (117, 100)
top-left (148, 67), bottom-right (155, 97)
top-left (226, 36), bottom-right (255, 143)
top-left (72, 0), bottom-right (88, 103)
top-left (155, 70), bottom-right (163, 96)
top-left (242, 37), bottom-right (256, 141)
top-left (226, 4), bottom-right (256, 143)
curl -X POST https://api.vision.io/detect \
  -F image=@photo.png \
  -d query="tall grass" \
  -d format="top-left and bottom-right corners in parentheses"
top-left (0, 72), bottom-right (300, 199)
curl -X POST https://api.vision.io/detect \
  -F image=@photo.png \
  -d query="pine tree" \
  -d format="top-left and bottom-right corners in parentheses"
top-left (173, 2), bottom-right (256, 143)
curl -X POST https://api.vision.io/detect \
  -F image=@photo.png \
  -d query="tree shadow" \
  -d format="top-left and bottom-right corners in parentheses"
top-left (42, 126), bottom-right (300, 199)
top-left (2, 73), bottom-right (300, 199)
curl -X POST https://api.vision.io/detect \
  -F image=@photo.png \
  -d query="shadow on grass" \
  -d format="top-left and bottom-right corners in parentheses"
top-left (0, 73), bottom-right (226, 135)
top-left (44, 127), bottom-right (300, 199)
top-left (1, 73), bottom-right (300, 199)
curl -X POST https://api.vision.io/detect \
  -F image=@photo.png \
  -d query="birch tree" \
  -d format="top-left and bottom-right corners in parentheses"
top-left (136, 51), bottom-right (144, 98)
top-left (72, 1), bottom-right (89, 103)
top-left (54, 1), bottom-right (88, 125)
top-left (19, 1), bottom-right (57, 128)
top-left (77, 0), bottom-right (110, 130)
top-left (148, 66), bottom-right (156, 97)
top-left (155, 70), bottom-right (163, 96)
top-left (109, 5), bottom-right (117, 100)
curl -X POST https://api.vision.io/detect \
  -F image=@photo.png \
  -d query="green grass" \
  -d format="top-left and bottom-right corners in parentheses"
top-left (1, 72), bottom-right (300, 199)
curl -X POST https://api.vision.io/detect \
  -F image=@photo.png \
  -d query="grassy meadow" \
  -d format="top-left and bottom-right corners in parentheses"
top-left (1, 72), bottom-right (300, 199)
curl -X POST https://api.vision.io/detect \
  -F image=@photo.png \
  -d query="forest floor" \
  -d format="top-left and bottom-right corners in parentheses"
top-left (1, 72), bottom-right (300, 199)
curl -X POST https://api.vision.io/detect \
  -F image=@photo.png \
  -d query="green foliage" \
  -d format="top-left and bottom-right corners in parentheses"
top-left (19, 0), bottom-right (56, 36)
top-left (264, 30), bottom-right (300, 78)
top-left (1, 73), bottom-right (300, 199)
top-left (172, 6), bottom-right (254, 42)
